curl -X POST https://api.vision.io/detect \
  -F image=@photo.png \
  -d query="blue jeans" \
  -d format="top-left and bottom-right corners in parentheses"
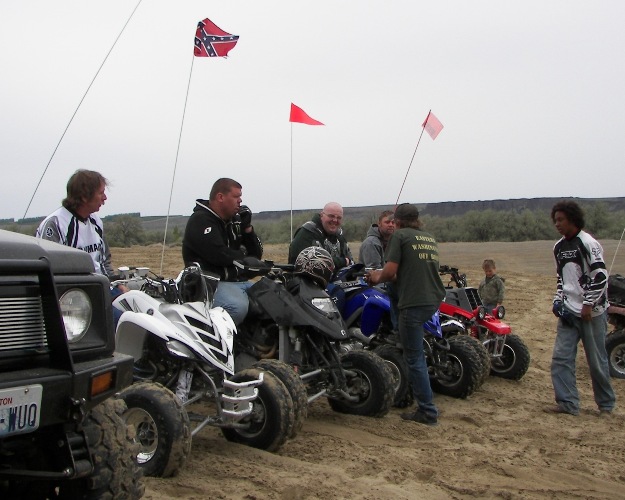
top-left (383, 282), bottom-right (399, 331)
top-left (214, 281), bottom-right (253, 325)
top-left (551, 311), bottom-right (615, 413)
top-left (111, 287), bottom-right (123, 329)
top-left (399, 305), bottom-right (439, 418)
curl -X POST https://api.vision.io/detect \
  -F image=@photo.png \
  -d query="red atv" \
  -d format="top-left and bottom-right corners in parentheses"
top-left (438, 265), bottom-right (530, 381)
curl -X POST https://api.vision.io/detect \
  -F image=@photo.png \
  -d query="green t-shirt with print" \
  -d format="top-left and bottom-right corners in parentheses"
top-left (385, 227), bottom-right (446, 309)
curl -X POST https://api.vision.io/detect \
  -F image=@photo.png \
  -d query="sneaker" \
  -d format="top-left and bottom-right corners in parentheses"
top-left (598, 409), bottom-right (614, 418)
top-left (400, 410), bottom-right (438, 426)
top-left (543, 405), bottom-right (579, 416)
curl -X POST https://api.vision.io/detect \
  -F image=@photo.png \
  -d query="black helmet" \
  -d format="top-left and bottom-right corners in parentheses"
top-left (294, 246), bottom-right (335, 287)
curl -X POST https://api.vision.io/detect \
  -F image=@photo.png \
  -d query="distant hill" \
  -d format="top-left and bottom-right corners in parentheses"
top-left (253, 197), bottom-right (625, 222)
top-left (137, 196), bottom-right (625, 232)
top-left (6, 197), bottom-right (625, 232)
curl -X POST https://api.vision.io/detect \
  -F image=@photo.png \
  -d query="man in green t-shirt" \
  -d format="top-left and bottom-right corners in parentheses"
top-left (366, 203), bottom-right (445, 426)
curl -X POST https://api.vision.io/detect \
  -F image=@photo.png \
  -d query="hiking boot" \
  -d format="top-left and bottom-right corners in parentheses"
top-left (543, 405), bottom-right (578, 416)
top-left (400, 410), bottom-right (438, 426)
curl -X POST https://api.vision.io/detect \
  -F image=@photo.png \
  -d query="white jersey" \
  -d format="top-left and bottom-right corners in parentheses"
top-left (36, 206), bottom-right (113, 278)
top-left (553, 229), bottom-right (608, 316)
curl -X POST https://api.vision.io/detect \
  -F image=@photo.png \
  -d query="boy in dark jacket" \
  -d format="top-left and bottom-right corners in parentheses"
top-left (478, 259), bottom-right (505, 313)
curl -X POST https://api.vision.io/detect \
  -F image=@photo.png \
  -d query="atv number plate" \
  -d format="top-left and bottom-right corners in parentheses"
top-left (0, 384), bottom-right (42, 437)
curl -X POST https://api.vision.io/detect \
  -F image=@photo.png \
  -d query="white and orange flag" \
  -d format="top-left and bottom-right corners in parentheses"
top-left (422, 111), bottom-right (444, 140)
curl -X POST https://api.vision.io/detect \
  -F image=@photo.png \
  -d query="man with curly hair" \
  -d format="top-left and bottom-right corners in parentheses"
top-left (545, 200), bottom-right (615, 417)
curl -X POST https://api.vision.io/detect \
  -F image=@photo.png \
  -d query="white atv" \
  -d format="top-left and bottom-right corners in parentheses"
top-left (112, 265), bottom-right (294, 477)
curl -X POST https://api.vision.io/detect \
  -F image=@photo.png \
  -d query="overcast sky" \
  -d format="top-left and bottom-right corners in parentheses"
top-left (1, 1), bottom-right (624, 220)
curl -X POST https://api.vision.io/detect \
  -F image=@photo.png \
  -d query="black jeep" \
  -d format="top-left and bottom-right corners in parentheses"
top-left (0, 229), bottom-right (144, 499)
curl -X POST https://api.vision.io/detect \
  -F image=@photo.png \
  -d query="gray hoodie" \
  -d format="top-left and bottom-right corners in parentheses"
top-left (359, 224), bottom-right (386, 269)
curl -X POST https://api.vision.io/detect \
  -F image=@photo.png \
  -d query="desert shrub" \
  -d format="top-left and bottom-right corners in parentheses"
top-left (106, 215), bottom-right (145, 247)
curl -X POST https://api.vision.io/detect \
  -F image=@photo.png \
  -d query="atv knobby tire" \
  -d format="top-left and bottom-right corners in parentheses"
top-left (489, 333), bottom-right (531, 380)
top-left (221, 368), bottom-right (293, 451)
top-left (430, 335), bottom-right (482, 399)
top-left (373, 344), bottom-right (413, 408)
top-left (253, 359), bottom-right (308, 438)
top-left (120, 382), bottom-right (191, 478)
top-left (457, 334), bottom-right (491, 385)
top-left (328, 350), bottom-right (394, 417)
top-left (606, 328), bottom-right (625, 378)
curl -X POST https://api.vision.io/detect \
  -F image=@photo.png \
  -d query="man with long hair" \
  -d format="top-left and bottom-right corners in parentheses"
top-left (37, 169), bottom-right (113, 276)
top-left (366, 203), bottom-right (445, 426)
top-left (36, 169), bottom-right (126, 324)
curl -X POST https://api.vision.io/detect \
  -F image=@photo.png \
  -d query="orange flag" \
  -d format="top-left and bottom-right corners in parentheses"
top-left (289, 103), bottom-right (324, 126)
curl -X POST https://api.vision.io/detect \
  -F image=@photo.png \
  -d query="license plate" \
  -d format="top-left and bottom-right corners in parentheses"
top-left (0, 384), bottom-right (43, 437)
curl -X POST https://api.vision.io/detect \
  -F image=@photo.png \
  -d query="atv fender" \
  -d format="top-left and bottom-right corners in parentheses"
top-left (360, 293), bottom-right (390, 336)
top-left (343, 291), bottom-right (390, 336)
top-left (439, 302), bottom-right (474, 320)
top-left (209, 306), bottom-right (237, 352)
top-left (477, 318), bottom-right (512, 335)
top-left (116, 311), bottom-right (173, 360)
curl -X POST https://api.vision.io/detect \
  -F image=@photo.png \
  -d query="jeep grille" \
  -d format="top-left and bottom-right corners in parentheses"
top-left (0, 295), bottom-right (48, 355)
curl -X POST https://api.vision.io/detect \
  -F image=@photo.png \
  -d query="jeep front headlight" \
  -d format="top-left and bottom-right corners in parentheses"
top-left (59, 288), bottom-right (92, 343)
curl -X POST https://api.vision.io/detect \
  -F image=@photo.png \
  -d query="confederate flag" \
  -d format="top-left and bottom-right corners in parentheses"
top-left (194, 18), bottom-right (239, 57)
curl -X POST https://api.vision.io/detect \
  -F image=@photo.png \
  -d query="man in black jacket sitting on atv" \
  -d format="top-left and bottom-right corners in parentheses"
top-left (288, 201), bottom-right (353, 269)
top-left (182, 177), bottom-right (263, 324)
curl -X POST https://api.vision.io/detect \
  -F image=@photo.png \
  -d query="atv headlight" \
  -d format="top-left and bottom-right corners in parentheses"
top-left (59, 288), bottom-right (92, 343)
top-left (476, 306), bottom-right (486, 320)
top-left (494, 305), bottom-right (506, 319)
top-left (312, 297), bottom-right (339, 314)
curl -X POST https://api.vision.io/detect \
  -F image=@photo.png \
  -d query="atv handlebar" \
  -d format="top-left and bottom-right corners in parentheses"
top-left (112, 264), bottom-right (219, 304)
top-left (438, 265), bottom-right (468, 288)
top-left (233, 258), bottom-right (295, 278)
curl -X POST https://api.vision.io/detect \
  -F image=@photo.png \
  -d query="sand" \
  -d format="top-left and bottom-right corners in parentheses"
top-left (111, 240), bottom-right (625, 500)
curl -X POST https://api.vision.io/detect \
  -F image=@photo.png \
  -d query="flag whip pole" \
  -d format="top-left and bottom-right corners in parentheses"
top-left (22, 0), bottom-right (143, 220)
top-left (159, 54), bottom-right (195, 275)
top-left (395, 110), bottom-right (430, 206)
top-left (290, 123), bottom-right (294, 241)
top-left (608, 226), bottom-right (625, 275)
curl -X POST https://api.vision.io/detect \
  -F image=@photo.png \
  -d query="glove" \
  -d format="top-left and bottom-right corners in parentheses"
top-left (233, 257), bottom-right (270, 279)
top-left (238, 205), bottom-right (252, 230)
top-left (553, 300), bottom-right (574, 326)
